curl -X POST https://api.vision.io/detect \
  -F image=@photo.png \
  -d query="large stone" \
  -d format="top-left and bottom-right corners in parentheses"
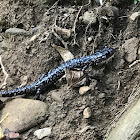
top-left (106, 87), bottom-right (140, 140)
top-left (123, 37), bottom-right (139, 63)
top-left (0, 98), bottom-right (48, 133)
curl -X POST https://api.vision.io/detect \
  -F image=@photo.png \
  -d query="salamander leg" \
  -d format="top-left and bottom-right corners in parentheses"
top-left (34, 88), bottom-right (46, 101)
top-left (70, 65), bottom-right (89, 72)
top-left (82, 65), bottom-right (88, 72)
top-left (34, 88), bottom-right (41, 100)
top-left (39, 72), bottom-right (48, 80)
top-left (69, 65), bottom-right (89, 77)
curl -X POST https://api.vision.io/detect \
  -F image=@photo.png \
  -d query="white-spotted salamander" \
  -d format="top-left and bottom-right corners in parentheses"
top-left (0, 46), bottom-right (115, 97)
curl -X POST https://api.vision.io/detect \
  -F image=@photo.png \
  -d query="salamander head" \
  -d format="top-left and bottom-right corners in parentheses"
top-left (101, 46), bottom-right (115, 59)
top-left (91, 46), bottom-right (115, 64)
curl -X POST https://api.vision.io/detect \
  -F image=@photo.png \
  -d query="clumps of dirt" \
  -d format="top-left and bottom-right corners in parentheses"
top-left (0, 0), bottom-right (140, 140)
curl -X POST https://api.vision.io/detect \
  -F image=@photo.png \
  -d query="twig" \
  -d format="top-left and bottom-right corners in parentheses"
top-left (129, 60), bottom-right (140, 68)
top-left (52, 16), bottom-right (68, 48)
top-left (116, 80), bottom-right (121, 91)
top-left (0, 113), bottom-right (9, 124)
top-left (17, 9), bottom-right (28, 22)
top-left (0, 56), bottom-right (9, 88)
top-left (118, 15), bottom-right (128, 19)
top-left (111, 33), bottom-right (116, 39)
top-left (71, 6), bottom-right (83, 45)
top-left (72, 0), bottom-right (91, 44)
top-left (84, 20), bottom-right (93, 44)
top-left (54, 25), bottom-right (71, 38)
top-left (72, 0), bottom-right (91, 33)
top-left (39, 1), bottom-right (60, 43)
top-left (52, 29), bottom-right (68, 48)
top-left (72, 6), bottom-right (83, 33)
top-left (44, 0), bottom-right (60, 16)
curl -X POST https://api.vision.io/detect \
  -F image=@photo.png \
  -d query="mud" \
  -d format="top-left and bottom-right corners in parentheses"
top-left (0, 0), bottom-right (139, 139)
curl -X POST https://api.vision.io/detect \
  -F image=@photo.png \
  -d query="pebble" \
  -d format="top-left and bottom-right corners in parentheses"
top-left (79, 86), bottom-right (91, 95)
top-left (31, 48), bottom-right (36, 54)
top-left (5, 28), bottom-right (29, 36)
top-left (83, 107), bottom-right (91, 119)
top-left (88, 37), bottom-right (93, 42)
top-left (0, 98), bottom-right (48, 133)
top-left (122, 37), bottom-right (139, 63)
top-left (98, 93), bottom-right (105, 99)
top-left (51, 90), bottom-right (63, 102)
top-left (82, 11), bottom-right (97, 25)
top-left (34, 127), bottom-right (52, 139)
top-left (20, 75), bottom-right (28, 87)
top-left (30, 34), bottom-right (39, 42)
top-left (31, 25), bottom-right (42, 34)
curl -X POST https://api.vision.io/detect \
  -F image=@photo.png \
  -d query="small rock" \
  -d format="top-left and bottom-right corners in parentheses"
top-left (79, 86), bottom-right (91, 95)
top-left (51, 90), bottom-right (63, 102)
top-left (32, 25), bottom-right (42, 34)
top-left (83, 107), bottom-right (91, 119)
top-left (130, 12), bottom-right (140, 21)
top-left (83, 11), bottom-right (97, 25)
top-left (34, 127), bottom-right (52, 139)
top-left (31, 48), bottom-right (36, 54)
top-left (122, 37), bottom-right (139, 63)
top-left (1, 98), bottom-right (48, 132)
top-left (98, 93), bottom-right (105, 99)
top-left (30, 34), bottom-right (39, 42)
top-left (79, 16), bottom-right (83, 21)
top-left (20, 75), bottom-right (28, 87)
top-left (5, 28), bottom-right (29, 36)
top-left (88, 37), bottom-right (93, 42)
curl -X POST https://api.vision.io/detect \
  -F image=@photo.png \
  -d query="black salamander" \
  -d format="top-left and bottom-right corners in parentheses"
top-left (0, 46), bottom-right (115, 97)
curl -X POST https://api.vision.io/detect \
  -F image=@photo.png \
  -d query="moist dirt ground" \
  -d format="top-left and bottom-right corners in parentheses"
top-left (0, 0), bottom-right (140, 140)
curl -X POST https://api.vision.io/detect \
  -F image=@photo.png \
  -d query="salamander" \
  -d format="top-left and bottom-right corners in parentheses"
top-left (0, 46), bottom-right (115, 97)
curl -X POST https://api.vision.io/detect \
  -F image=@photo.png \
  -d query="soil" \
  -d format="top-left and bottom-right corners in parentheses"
top-left (0, 0), bottom-right (140, 140)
